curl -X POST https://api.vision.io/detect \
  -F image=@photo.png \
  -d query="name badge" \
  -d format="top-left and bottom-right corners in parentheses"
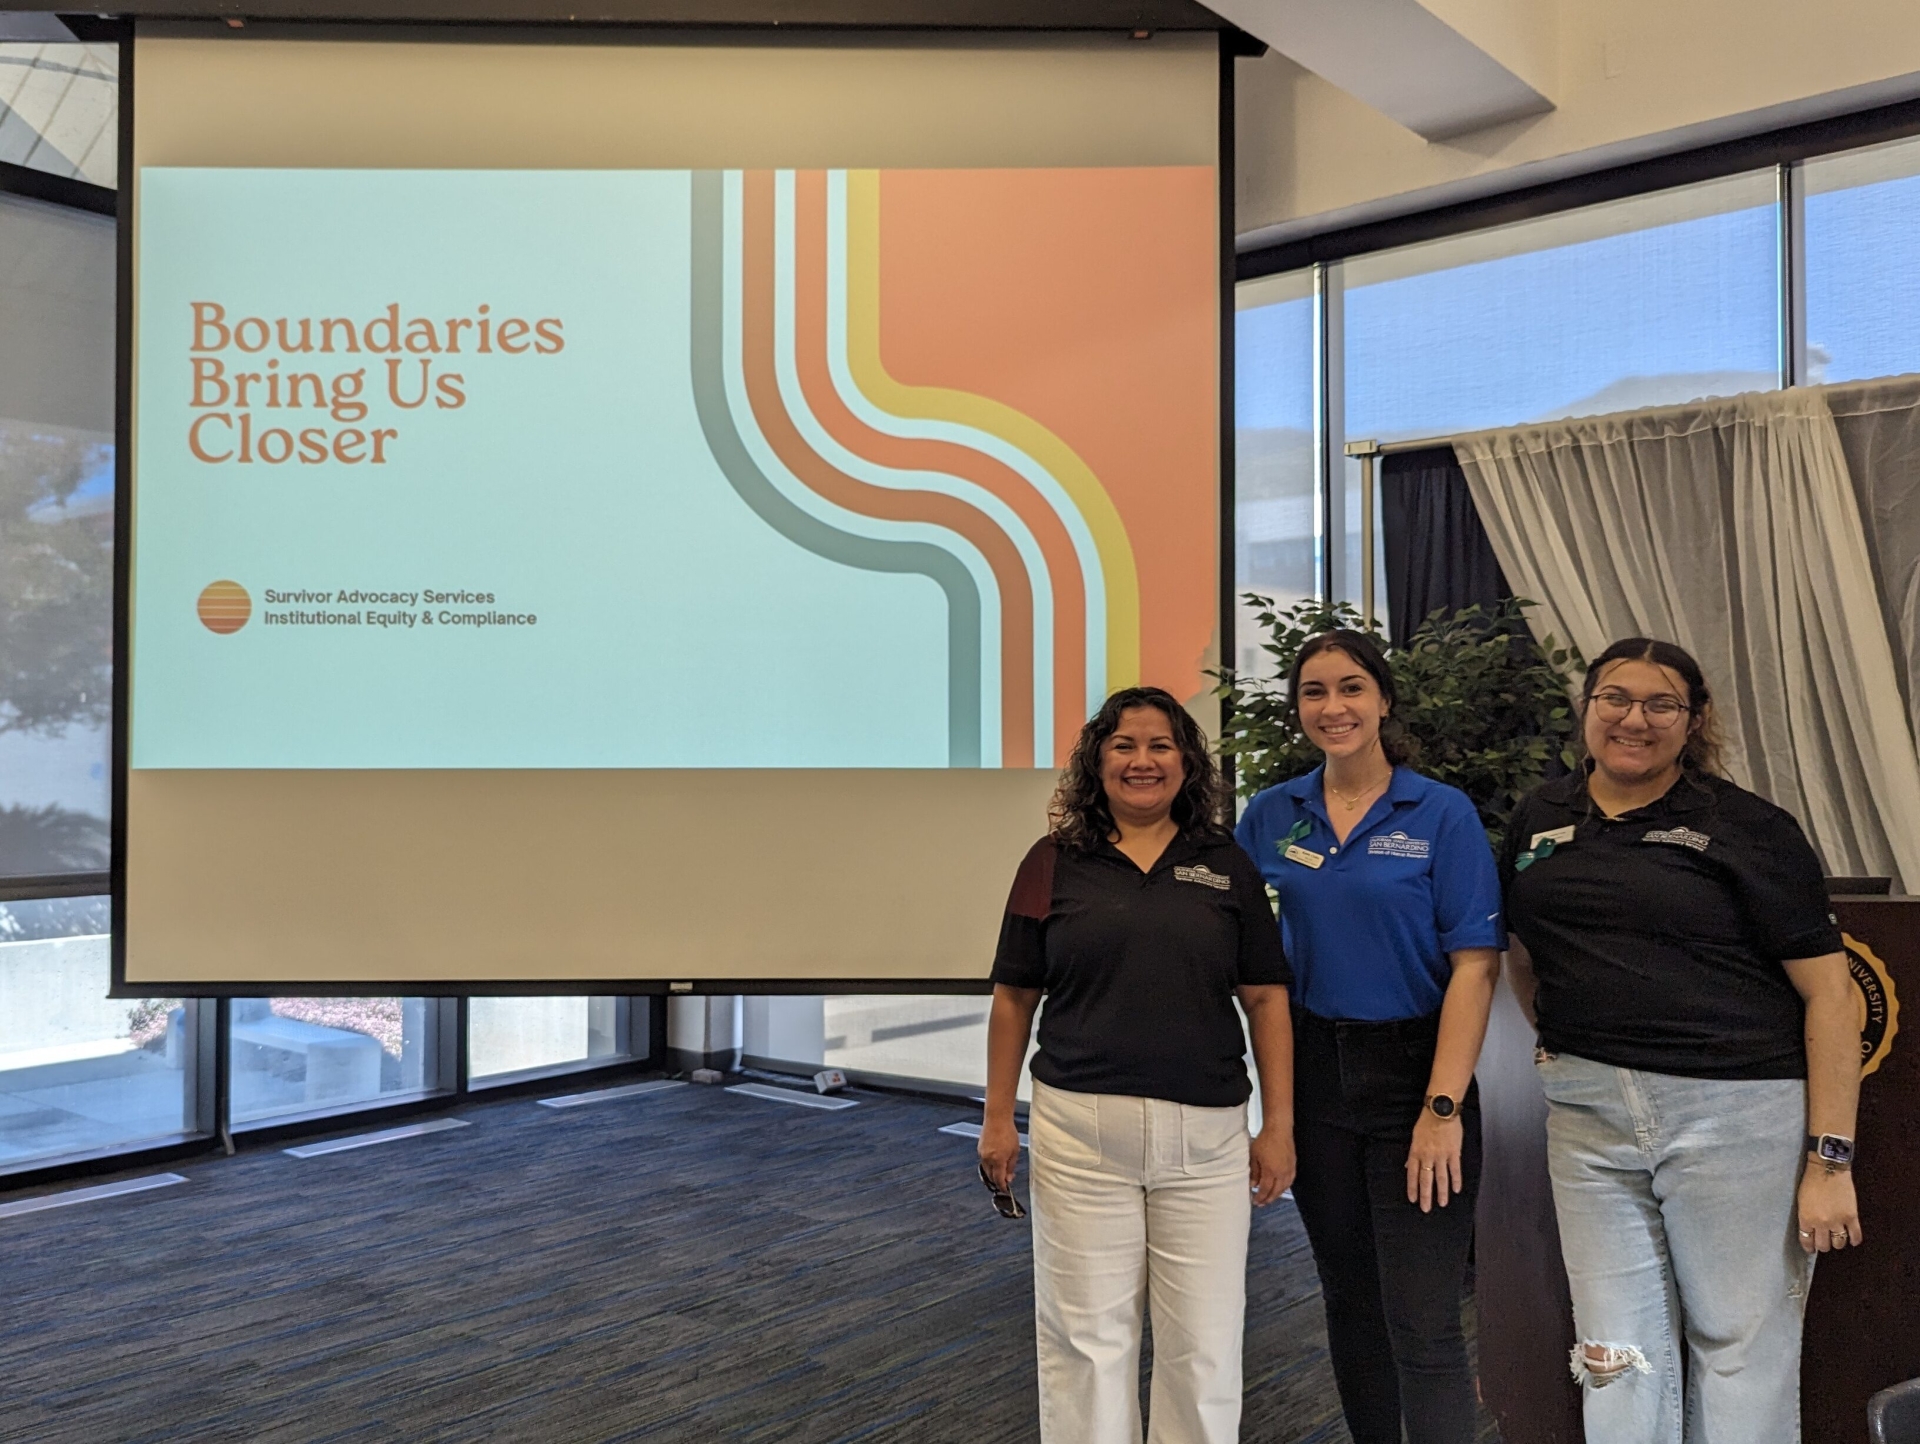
top-left (1284, 844), bottom-right (1324, 870)
top-left (1530, 825), bottom-right (1575, 849)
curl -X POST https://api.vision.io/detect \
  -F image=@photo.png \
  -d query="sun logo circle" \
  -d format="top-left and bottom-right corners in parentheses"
top-left (197, 580), bottom-right (252, 635)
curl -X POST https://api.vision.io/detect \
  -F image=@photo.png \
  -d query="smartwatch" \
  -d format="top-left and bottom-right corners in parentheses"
top-left (1806, 1134), bottom-right (1856, 1169)
top-left (1427, 1093), bottom-right (1458, 1121)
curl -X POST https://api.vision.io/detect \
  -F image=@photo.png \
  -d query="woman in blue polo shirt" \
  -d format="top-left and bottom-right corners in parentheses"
top-left (1236, 630), bottom-right (1503, 1444)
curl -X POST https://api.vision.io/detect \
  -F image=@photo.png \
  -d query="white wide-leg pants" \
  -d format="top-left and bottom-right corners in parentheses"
top-left (1028, 1079), bottom-right (1252, 1444)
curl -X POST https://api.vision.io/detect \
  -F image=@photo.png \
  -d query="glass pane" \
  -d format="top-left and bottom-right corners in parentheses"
top-left (0, 193), bottom-right (115, 878)
top-left (230, 997), bottom-right (442, 1125)
top-left (0, 41), bottom-right (120, 187)
top-left (1235, 270), bottom-right (1317, 677)
top-left (468, 996), bottom-right (631, 1083)
top-left (745, 993), bottom-right (1034, 1099)
top-left (0, 895), bottom-right (198, 1171)
top-left (822, 995), bottom-right (993, 1090)
top-left (1805, 134), bottom-right (1920, 384)
top-left (1344, 171), bottom-right (1781, 442)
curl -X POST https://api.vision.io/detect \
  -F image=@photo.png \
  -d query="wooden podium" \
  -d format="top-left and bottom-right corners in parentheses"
top-left (1475, 897), bottom-right (1920, 1444)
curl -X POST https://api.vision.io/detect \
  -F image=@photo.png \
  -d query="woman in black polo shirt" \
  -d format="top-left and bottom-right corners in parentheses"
top-left (1502, 638), bottom-right (1863, 1444)
top-left (979, 685), bottom-right (1294, 1444)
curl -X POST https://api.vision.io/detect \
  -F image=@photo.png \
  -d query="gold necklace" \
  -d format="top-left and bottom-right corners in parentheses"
top-left (1328, 768), bottom-right (1391, 810)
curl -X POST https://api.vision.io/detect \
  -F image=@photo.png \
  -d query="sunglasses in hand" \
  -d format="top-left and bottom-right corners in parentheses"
top-left (977, 1161), bottom-right (1028, 1220)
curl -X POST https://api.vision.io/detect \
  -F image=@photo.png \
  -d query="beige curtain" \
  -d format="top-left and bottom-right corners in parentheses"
top-left (1827, 374), bottom-right (1920, 753)
top-left (1455, 386), bottom-right (1920, 891)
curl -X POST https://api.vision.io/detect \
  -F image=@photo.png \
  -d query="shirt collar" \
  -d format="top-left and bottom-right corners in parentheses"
top-left (1279, 766), bottom-right (1323, 803)
top-left (1279, 763), bottom-right (1422, 833)
top-left (1539, 762), bottom-right (1718, 816)
top-left (1094, 825), bottom-right (1214, 872)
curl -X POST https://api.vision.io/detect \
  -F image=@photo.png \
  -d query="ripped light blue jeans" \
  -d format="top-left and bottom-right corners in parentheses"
top-left (1537, 1052), bottom-right (1813, 1444)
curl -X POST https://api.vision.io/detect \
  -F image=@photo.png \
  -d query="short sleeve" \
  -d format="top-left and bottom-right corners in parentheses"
top-left (1433, 791), bottom-right (1506, 952)
top-left (1226, 842), bottom-right (1292, 987)
top-left (1738, 807), bottom-right (1844, 962)
top-left (989, 838), bottom-right (1055, 988)
top-left (1232, 797), bottom-right (1263, 867)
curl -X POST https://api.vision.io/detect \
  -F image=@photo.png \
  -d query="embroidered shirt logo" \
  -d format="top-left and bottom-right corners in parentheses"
top-left (1367, 831), bottom-right (1431, 859)
top-left (1642, 826), bottom-right (1711, 852)
top-left (1174, 864), bottom-right (1233, 891)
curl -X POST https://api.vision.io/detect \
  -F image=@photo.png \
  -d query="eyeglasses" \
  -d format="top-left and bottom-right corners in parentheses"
top-left (977, 1162), bottom-right (1027, 1220)
top-left (1587, 688), bottom-right (1691, 728)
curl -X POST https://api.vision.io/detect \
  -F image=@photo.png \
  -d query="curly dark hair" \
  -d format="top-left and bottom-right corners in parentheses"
top-left (1048, 686), bottom-right (1225, 852)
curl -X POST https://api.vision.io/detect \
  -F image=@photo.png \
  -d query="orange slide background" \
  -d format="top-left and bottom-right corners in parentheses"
top-left (874, 166), bottom-right (1221, 710)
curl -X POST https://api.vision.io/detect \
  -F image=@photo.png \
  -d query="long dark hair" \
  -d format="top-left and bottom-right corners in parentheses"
top-left (1048, 686), bottom-right (1224, 852)
top-left (1287, 630), bottom-right (1419, 766)
top-left (1580, 637), bottom-right (1726, 776)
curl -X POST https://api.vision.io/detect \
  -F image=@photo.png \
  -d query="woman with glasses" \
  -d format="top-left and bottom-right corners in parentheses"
top-left (1502, 637), bottom-right (1862, 1444)
top-left (979, 686), bottom-right (1294, 1444)
top-left (1234, 630), bottom-right (1504, 1444)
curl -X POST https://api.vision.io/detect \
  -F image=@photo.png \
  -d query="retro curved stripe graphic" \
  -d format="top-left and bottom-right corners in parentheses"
top-left (821, 171), bottom-right (1105, 735)
top-left (841, 168), bottom-right (1142, 696)
top-left (770, 171), bottom-right (1058, 767)
top-left (736, 169), bottom-right (1038, 768)
top-left (693, 166), bottom-right (1176, 769)
top-left (780, 172), bottom-right (1082, 765)
top-left (687, 169), bottom-right (987, 768)
top-left (721, 173), bottom-right (1006, 764)
top-left (799, 171), bottom-right (1092, 765)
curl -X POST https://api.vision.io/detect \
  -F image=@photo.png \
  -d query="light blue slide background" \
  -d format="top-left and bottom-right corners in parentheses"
top-left (132, 168), bottom-right (948, 768)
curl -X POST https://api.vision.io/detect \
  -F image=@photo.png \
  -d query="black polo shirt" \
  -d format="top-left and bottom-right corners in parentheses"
top-left (1500, 768), bottom-right (1842, 1080)
top-left (990, 828), bottom-right (1291, 1108)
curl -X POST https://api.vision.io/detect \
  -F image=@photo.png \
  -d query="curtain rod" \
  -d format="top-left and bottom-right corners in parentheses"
top-left (1344, 435), bottom-right (1458, 458)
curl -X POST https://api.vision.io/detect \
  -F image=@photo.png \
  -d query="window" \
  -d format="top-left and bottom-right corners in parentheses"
top-left (229, 997), bottom-right (448, 1126)
top-left (1239, 171), bottom-right (1786, 616)
top-left (1805, 133), bottom-right (1920, 384)
top-left (1234, 270), bottom-right (1317, 675)
top-left (468, 996), bottom-right (638, 1085)
top-left (1339, 172), bottom-right (1781, 619)
top-left (0, 41), bottom-right (119, 187)
top-left (0, 896), bottom-right (203, 1171)
top-left (744, 994), bottom-right (1036, 1099)
top-left (0, 193), bottom-right (114, 880)
top-left (1343, 172), bottom-right (1781, 441)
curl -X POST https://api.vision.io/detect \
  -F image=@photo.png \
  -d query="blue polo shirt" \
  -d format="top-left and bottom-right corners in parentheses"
top-left (1235, 766), bottom-right (1504, 1021)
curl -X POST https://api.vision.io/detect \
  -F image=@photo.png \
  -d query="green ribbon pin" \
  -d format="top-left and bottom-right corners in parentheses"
top-left (1513, 836), bottom-right (1559, 872)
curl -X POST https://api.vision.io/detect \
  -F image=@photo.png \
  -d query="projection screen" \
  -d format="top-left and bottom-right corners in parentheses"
top-left (119, 25), bottom-right (1223, 990)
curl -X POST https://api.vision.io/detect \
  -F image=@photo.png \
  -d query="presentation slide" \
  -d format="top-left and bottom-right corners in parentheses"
top-left (120, 29), bottom-right (1220, 988)
top-left (131, 165), bottom-right (1218, 774)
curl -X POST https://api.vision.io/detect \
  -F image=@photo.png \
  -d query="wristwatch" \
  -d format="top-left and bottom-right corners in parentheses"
top-left (1427, 1093), bottom-right (1458, 1120)
top-left (1806, 1134), bottom-right (1856, 1170)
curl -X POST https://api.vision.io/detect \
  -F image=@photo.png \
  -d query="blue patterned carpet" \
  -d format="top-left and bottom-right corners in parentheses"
top-left (0, 1078), bottom-right (1498, 1442)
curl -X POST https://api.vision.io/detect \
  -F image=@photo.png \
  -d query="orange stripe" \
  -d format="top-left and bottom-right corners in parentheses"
top-left (739, 169), bottom-right (1037, 766)
top-left (790, 170), bottom-right (1086, 765)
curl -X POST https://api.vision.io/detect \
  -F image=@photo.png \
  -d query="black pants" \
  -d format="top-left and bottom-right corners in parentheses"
top-left (1289, 1006), bottom-right (1482, 1444)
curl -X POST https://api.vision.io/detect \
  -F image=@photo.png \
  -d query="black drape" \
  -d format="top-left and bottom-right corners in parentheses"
top-left (1380, 445), bottom-right (1511, 649)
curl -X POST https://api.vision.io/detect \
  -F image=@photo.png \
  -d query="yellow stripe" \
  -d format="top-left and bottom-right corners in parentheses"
top-left (842, 169), bottom-right (1140, 691)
